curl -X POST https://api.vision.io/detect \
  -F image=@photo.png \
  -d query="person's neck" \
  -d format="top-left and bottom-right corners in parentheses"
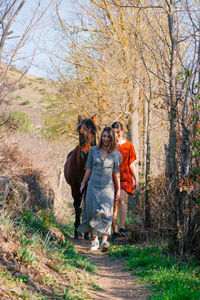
top-left (118, 138), bottom-right (126, 145)
top-left (102, 145), bottom-right (109, 152)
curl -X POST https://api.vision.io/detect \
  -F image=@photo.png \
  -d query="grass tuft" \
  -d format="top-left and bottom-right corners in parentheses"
top-left (109, 245), bottom-right (200, 299)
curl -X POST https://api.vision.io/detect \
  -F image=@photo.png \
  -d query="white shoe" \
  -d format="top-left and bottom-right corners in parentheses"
top-left (100, 241), bottom-right (110, 252)
top-left (90, 239), bottom-right (99, 251)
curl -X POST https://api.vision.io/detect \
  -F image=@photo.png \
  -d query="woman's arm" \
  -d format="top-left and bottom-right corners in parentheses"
top-left (130, 162), bottom-right (139, 189)
top-left (113, 172), bottom-right (120, 200)
top-left (80, 168), bottom-right (92, 193)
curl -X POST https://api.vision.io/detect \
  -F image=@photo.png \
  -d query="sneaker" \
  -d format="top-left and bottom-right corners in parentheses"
top-left (90, 239), bottom-right (99, 251)
top-left (101, 241), bottom-right (110, 252)
top-left (119, 228), bottom-right (126, 237)
top-left (111, 232), bottom-right (120, 240)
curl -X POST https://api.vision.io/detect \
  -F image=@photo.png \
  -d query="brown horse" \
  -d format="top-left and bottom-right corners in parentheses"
top-left (64, 116), bottom-right (97, 239)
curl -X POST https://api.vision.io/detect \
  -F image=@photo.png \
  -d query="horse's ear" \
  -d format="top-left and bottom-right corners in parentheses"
top-left (78, 115), bottom-right (82, 123)
top-left (91, 115), bottom-right (97, 124)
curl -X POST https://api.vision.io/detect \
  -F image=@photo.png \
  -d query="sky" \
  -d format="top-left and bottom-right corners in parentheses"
top-left (4, 0), bottom-right (80, 79)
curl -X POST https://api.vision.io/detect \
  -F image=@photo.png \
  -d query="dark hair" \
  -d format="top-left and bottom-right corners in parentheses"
top-left (111, 121), bottom-right (123, 130)
top-left (98, 126), bottom-right (116, 152)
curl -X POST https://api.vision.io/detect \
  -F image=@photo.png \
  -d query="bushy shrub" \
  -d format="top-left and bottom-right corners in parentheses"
top-left (20, 100), bottom-right (30, 106)
top-left (9, 110), bottom-right (31, 132)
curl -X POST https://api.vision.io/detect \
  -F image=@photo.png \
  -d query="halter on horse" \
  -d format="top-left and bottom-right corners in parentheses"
top-left (64, 116), bottom-right (97, 239)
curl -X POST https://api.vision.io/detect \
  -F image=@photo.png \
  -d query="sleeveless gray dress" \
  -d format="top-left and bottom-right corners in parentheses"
top-left (77, 146), bottom-right (122, 236)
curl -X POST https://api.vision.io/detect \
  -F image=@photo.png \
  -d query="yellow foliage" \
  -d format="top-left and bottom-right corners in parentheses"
top-left (101, 100), bottom-right (106, 109)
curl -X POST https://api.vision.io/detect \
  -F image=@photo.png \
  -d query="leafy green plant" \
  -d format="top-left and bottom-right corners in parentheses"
top-left (36, 77), bottom-right (44, 82)
top-left (39, 88), bottom-right (46, 95)
top-left (9, 110), bottom-right (32, 132)
top-left (17, 246), bottom-right (38, 264)
top-left (15, 69), bottom-right (23, 75)
top-left (19, 83), bottom-right (26, 89)
top-left (16, 275), bottom-right (29, 283)
top-left (18, 230), bottom-right (41, 249)
top-left (39, 210), bottom-right (56, 227)
top-left (20, 100), bottom-right (30, 105)
top-left (125, 216), bottom-right (137, 226)
top-left (21, 210), bottom-right (47, 233)
top-left (41, 231), bottom-right (56, 251)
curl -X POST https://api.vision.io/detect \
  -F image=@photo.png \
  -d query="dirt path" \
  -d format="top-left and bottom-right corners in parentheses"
top-left (71, 238), bottom-right (151, 300)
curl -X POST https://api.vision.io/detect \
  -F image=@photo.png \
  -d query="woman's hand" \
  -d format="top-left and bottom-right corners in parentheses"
top-left (80, 182), bottom-right (85, 193)
top-left (114, 189), bottom-right (120, 201)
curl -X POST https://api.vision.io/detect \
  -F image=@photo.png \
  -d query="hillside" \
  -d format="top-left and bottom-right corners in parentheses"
top-left (4, 67), bottom-right (59, 127)
top-left (2, 66), bottom-right (74, 216)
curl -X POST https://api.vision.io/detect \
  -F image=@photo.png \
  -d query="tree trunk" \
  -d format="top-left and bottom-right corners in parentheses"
top-left (145, 99), bottom-right (151, 227)
top-left (127, 92), bottom-right (139, 181)
top-left (167, 0), bottom-right (179, 249)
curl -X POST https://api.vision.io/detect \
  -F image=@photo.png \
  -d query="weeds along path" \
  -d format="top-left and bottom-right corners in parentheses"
top-left (71, 238), bottom-right (150, 300)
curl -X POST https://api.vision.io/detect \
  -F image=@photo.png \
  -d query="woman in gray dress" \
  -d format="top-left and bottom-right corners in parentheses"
top-left (77, 126), bottom-right (122, 252)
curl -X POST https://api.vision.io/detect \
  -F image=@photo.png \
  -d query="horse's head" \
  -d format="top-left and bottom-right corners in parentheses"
top-left (77, 115), bottom-right (97, 161)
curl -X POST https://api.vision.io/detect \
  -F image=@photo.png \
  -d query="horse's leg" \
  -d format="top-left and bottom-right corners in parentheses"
top-left (74, 191), bottom-right (90, 240)
top-left (72, 190), bottom-right (82, 239)
top-left (84, 232), bottom-right (90, 240)
top-left (80, 189), bottom-right (90, 240)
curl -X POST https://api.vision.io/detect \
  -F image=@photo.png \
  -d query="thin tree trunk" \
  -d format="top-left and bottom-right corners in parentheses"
top-left (145, 99), bottom-right (151, 227)
top-left (167, 0), bottom-right (179, 249)
top-left (127, 85), bottom-right (139, 182)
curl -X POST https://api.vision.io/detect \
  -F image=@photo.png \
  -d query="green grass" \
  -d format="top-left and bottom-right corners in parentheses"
top-left (19, 83), bottom-right (26, 89)
top-left (109, 245), bottom-right (200, 299)
top-left (36, 77), bottom-right (45, 82)
top-left (20, 100), bottom-right (30, 105)
top-left (0, 210), bottom-right (96, 299)
top-left (17, 246), bottom-right (38, 264)
top-left (39, 88), bottom-right (46, 95)
top-left (9, 110), bottom-right (32, 132)
top-left (19, 210), bottom-right (96, 272)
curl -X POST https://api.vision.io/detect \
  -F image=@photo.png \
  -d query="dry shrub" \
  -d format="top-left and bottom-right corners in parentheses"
top-left (131, 174), bottom-right (200, 254)
top-left (127, 175), bottom-right (172, 243)
top-left (0, 133), bottom-right (74, 221)
top-left (0, 142), bottom-right (40, 179)
top-left (0, 141), bottom-right (49, 212)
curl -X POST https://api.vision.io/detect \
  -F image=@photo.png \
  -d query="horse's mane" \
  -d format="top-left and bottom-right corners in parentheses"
top-left (77, 118), bottom-right (97, 133)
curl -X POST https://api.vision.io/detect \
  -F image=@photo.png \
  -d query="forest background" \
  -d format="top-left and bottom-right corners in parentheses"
top-left (0, 0), bottom-right (200, 260)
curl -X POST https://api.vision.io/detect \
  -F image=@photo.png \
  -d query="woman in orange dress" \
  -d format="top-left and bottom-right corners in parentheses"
top-left (111, 121), bottom-right (139, 238)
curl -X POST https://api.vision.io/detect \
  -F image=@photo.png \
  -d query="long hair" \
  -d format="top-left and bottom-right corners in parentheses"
top-left (98, 126), bottom-right (116, 153)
